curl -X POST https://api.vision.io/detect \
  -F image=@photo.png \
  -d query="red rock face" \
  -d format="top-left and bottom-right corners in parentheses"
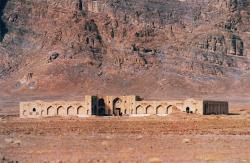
top-left (0, 0), bottom-right (250, 101)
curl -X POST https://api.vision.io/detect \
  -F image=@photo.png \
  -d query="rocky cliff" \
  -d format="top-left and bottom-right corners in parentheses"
top-left (0, 0), bottom-right (250, 104)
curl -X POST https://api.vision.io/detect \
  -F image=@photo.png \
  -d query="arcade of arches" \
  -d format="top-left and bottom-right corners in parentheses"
top-left (20, 96), bottom-right (229, 118)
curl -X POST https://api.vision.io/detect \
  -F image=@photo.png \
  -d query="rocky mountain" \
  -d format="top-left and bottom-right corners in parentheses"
top-left (0, 0), bottom-right (250, 109)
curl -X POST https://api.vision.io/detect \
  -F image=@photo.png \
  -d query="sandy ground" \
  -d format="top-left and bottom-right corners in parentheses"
top-left (0, 110), bottom-right (250, 162)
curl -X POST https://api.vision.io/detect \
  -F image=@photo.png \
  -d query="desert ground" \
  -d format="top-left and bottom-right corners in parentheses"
top-left (0, 107), bottom-right (250, 162)
top-left (1, 0), bottom-right (250, 162)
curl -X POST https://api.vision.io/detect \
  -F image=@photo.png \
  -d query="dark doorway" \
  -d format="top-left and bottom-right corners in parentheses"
top-left (97, 98), bottom-right (106, 116)
top-left (114, 108), bottom-right (121, 116)
top-left (98, 108), bottom-right (106, 116)
top-left (186, 107), bottom-right (190, 113)
top-left (113, 98), bottom-right (122, 116)
top-left (98, 98), bottom-right (105, 107)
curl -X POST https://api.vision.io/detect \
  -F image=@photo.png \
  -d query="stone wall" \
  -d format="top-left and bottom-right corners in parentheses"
top-left (182, 99), bottom-right (204, 114)
top-left (133, 99), bottom-right (204, 116)
top-left (19, 96), bottom-right (228, 118)
top-left (20, 96), bottom-right (92, 118)
top-left (203, 101), bottom-right (229, 115)
top-left (133, 100), bottom-right (176, 116)
top-left (91, 95), bottom-right (136, 116)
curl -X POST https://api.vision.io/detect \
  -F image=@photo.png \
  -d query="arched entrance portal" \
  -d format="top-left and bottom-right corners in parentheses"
top-left (167, 105), bottom-right (179, 114)
top-left (47, 106), bottom-right (55, 116)
top-left (67, 106), bottom-right (75, 116)
top-left (57, 106), bottom-right (64, 116)
top-left (167, 105), bottom-right (173, 114)
top-left (146, 105), bottom-right (155, 115)
top-left (99, 108), bottom-right (106, 116)
top-left (136, 105), bottom-right (145, 114)
top-left (113, 98), bottom-right (122, 116)
top-left (156, 105), bottom-right (168, 115)
top-left (98, 98), bottom-right (106, 116)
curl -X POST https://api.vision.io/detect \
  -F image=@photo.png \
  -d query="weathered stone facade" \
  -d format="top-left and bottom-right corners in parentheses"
top-left (20, 96), bottom-right (229, 118)
top-left (20, 96), bottom-right (92, 118)
top-left (203, 101), bottom-right (229, 115)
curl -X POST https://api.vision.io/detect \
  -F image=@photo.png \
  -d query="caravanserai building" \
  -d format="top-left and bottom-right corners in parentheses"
top-left (20, 95), bottom-right (229, 118)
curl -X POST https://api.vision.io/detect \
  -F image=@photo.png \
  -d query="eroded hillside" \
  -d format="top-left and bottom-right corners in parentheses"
top-left (0, 0), bottom-right (250, 105)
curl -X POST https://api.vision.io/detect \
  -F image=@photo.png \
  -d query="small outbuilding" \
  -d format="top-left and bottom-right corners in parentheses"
top-left (203, 101), bottom-right (229, 115)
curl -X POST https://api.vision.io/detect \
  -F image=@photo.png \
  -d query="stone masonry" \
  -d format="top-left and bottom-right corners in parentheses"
top-left (20, 95), bottom-right (229, 118)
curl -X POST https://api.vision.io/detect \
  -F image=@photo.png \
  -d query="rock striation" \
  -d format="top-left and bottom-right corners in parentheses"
top-left (0, 0), bottom-right (250, 100)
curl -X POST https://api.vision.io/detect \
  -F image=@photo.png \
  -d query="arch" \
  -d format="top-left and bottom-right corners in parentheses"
top-left (167, 105), bottom-right (173, 114)
top-left (57, 106), bottom-right (64, 116)
top-left (156, 105), bottom-right (167, 115)
top-left (113, 98), bottom-right (122, 108)
top-left (186, 107), bottom-right (190, 113)
top-left (47, 106), bottom-right (55, 116)
top-left (77, 106), bottom-right (86, 115)
top-left (97, 98), bottom-right (106, 116)
top-left (167, 105), bottom-right (179, 114)
top-left (113, 98), bottom-right (122, 116)
top-left (146, 105), bottom-right (155, 115)
top-left (32, 108), bottom-right (36, 112)
top-left (67, 106), bottom-right (76, 116)
top-left (136, 105), bottom-right (145, 114)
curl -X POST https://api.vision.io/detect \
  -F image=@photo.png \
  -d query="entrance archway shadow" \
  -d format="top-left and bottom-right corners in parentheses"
top-left (113, 98), bottom-right (122, 116)
top-left (98, 107), bottom-right (106, 116)
top-left (97, 98), bottom-right (106, 116)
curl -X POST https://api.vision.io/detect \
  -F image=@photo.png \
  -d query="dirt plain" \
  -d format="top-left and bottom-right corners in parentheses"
top-left (0, 108), bottom-right (250, 162)
top-left (1, 0), bottom-right (250, 162)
